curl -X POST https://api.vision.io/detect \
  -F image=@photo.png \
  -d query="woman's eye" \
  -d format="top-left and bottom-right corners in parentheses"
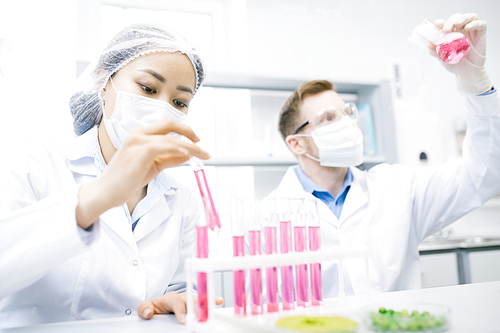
top-left (174, 100), bottom-right (188, 108)
top-left (140, 84), bottom-right (156, 94)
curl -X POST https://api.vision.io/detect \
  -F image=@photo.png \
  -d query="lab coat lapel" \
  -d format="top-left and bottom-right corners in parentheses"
top-left (133, 192), bottom-right (173, 242)
top-left (317, 199), bottom-right (340, 228)
top-left (274, 167), bottom-right (340, 227)
top-left (278, 167), bottom-right (311, 198)
top-left (271, 167), bottom-right (309, 199)
top-left (338, 167), bottom-right (368, 226)
top-left (337, 167), bottom-right (372, 294)
top-left (100, 206), bottom-right (139, 253)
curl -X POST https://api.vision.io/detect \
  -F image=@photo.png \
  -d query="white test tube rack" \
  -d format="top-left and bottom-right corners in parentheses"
top-left (185, 246), bottom-right (371, 331)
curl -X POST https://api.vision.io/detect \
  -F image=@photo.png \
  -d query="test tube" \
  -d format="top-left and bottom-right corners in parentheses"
top-left (263, 198), bottom-right (279, 313)
top-left (307, 199), bottom-right (322, 306)
top-left (191, 157), bottom-right (221, 232)
top-left (292, 199), bottom-right (309, 308)
top-left (196, 216), bottom-right (209, 322)
top-left (279, 198), bottom-right (295, 310)
top-left (231, 199), bottom-right (246, 316)
top-left (248, 200), bottom-right (263, 315)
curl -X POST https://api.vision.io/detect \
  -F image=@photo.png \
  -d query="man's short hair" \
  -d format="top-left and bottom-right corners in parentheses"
top-left (278, 80), bottom-right (336, 141)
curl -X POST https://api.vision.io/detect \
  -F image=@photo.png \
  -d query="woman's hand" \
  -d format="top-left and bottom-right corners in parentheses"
top-left (76, 118), bottom-right (210, 229)
top-left (137, 292), bottom-right (224, 324)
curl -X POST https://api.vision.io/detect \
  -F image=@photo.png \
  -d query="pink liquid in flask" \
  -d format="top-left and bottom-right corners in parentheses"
top-left (265, 226), bottom-right (279, 312)
top-left (280, 221), bottom-right (295, 310)
top-left (436, 36), bottom-right (470, 64)
top-left (196, 225), bottom-right (209, 322)
top-left (294, 226), bottom-right (309, 307)
top-left (309, 226), bottom-right (322, 306)
top-left (412, 19), bottom-right (470, 65)
top-left (233, 235), bottom-right (246, 316)
top-left (249, 230), bottom-right (263, 315)
top-left (192, 157), bottom-right (220, 232)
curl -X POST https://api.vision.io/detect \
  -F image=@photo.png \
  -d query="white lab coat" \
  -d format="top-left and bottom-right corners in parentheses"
top-left (0, 128), bottom-right (197, 328)
top-left (266, 92), bottom-right (500, 298)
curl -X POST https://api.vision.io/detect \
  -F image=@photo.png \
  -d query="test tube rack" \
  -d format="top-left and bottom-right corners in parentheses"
top-left (185, 246), bottom-right (371, 331)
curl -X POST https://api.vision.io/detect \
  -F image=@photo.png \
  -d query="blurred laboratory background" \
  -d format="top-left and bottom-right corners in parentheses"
top-left (1, 0), bottom-right (499, 302)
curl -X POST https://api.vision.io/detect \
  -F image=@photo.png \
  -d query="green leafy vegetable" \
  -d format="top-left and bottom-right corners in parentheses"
top-left (368, 307), bottom-right (447, 332)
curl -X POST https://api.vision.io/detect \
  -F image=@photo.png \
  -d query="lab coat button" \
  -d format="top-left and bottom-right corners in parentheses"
top-left (125, 309), bottom-right (132, 315)
top-left (132, 260), bottom-right (138, 266)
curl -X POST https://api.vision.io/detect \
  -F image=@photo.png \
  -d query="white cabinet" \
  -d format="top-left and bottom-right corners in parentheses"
top-left (420, 253), bottom-right (459, 288)
top-left (420, 249), bottom-right (500, 289)
top-left (470, 250), bottom-right (500, 283)
top-left (192, 73), bottom-right (398, 169)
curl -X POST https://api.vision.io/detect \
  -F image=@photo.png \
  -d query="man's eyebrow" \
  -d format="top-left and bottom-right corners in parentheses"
top-left (177, 85), bottom-right (193, 95)
top-left (138, 69), bottom-right (165, 83)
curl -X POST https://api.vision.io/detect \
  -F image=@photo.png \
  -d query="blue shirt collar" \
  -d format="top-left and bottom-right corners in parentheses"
top-left (293, 164), bottom-right (353, 199)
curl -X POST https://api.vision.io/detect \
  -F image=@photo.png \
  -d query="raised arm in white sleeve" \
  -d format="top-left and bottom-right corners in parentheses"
top-left (405, 13), bottom-right (499, 240)
top-left (0, 143), bottom-right (97, 299)
top-left (410, 91), bottom-right (500, 241)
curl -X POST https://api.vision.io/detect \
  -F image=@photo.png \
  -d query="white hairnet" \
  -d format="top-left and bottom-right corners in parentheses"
top-left (70, 23), bottom-right (205, 136)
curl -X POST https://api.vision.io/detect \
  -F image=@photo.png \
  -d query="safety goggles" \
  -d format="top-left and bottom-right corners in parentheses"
top-left (293, 103), bottom-right (358, 135)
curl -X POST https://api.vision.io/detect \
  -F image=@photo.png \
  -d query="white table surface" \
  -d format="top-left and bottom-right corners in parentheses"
top-left (2, 281), bottom-right (500, 333)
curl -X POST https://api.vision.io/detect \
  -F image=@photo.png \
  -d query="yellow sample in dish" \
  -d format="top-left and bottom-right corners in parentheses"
top-left (276, 315), bottom-right (358, 332)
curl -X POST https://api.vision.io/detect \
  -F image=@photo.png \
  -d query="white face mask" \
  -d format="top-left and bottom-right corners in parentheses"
top-left (296, 116), bottom-right (364, 167)
top-left (103, 78), bottom-right (188, 150)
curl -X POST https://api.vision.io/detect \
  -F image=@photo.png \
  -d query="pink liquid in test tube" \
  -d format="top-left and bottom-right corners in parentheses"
top-left (196, 225), bottom-right (209, 322)
top-left (436, 36), bottom-right (470, 64)
top-left (233, 236), bottom-right (246, 316)
top-left (280, 221), bottom-right (295, 310)
top-left (309, 226), bottom-right (322, 306)
top-left (193, 166), bottom-right (220, 232)
top-left (249, 231), bottom-right (263, 315)
top-left (294, 226), bottom-right (309, 307)
top-left (265, 226), bottom-right (279, 312)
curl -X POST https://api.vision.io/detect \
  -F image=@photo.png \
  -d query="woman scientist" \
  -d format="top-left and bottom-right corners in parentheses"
top-left (0, 24), bottom-right (222, 328)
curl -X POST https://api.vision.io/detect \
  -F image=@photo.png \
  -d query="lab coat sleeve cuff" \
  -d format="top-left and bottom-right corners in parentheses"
top-left (466, 90), bottom-right (500, 117)
top-left (73, 184), bottom-right (101, 246)
top-left (75, 185), bottom-right (101, 246)
top-left (76, 219), bottom-right (100, 246)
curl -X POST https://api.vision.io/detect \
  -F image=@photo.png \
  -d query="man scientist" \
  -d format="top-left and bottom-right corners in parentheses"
top-left (266, 13), bottom-right (500, 297)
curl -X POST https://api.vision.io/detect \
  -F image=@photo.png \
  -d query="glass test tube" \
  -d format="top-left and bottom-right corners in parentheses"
top-left (263, 199), bottom-right (279, 313)
top-left (231, 199), bottom-right (246, 316)
top-left (191, 157), bottom-right (221, 232)
top-left (196, 219), bottom-right (209, 322)
top-left (292, 199), bottom-right (309, 308)
top-left (248, 201), bottom-right (263, 315)
top-left (307, 199), bottom-right (322, 306)
top-left (279, 198), bottom-right (295, 310)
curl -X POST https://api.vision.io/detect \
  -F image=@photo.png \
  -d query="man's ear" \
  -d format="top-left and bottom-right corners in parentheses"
top-left (286, 135), bottom-right (307, 156)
